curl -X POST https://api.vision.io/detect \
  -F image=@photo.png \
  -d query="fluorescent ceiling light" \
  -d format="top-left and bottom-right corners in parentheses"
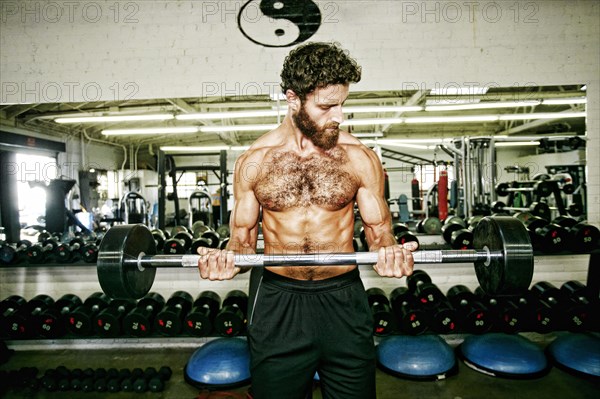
top-left (495, 141), bottom-right (541, 147)
top-left (426, 101), bottom-right (541, 111)
top-left (430, 86), bottom-right (489, 95)
top-left (160, 146), bottom-right (229, 152)
top-left (542, 98), bottom-right (587, 105)
top-left (230, 146), bottom-right (251, 151)
top-left (406, 115), bottom-right (499, 123)
top-left (177, 110), bottom-right (284, 120)
top-left (344, 106), bottom-right (423, 113)
top-left (200, 124), bottom-right (278, 133)
top-left (352, 133), bottom-right (384, 138)
top-left (342, 118), bottom-right (404, 126)
top-left (498, 112), bottom-right (586, 121)
top-left (102, 127), bottom-right (199, 135)
top-left (55, 114), bottom-right (174, 123)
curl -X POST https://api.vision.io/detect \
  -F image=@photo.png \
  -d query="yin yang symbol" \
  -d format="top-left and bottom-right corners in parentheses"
top-left (238, 0), bottom-right (322, 47)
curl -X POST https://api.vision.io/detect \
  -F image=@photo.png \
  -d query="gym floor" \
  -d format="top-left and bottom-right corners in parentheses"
top-left (1, 340), bottom-right (599, 399)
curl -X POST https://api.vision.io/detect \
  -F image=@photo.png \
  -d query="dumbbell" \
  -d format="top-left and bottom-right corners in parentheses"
top-left (151, 229), bottom-right (167, 252)
top-left (34, 294), bottom-right (82, 338)
top-left (391, 223), bottom-right (419, 247)
top-left (163, 235), bottom-right (188, 254)
top-left (429, 298), bottom-right (459, 334)
top-left (67, 292), bottom-right (111, 336)
top-left (219, 237), bottom-right (230, 250)
top-left (123, 292), bottom-right (166, 337)
top-left (81, 243), bottom-right (99, 263)
top-left (214, 290), bottom-right (248, 336)
top-left (94, 298), bottom-right (137, 337)
top-left (190, 236), bottom-right (213, 253)
top-left (416, 216), bottom-right (442, 234)
top-left (530, 281), bottom-right (566, 333)
top-left (37, 231), bottom-right (60, 243)
top-left (446, 285), bottom-right (491, 334)
top-left (524, 216), bottom-right (569, 253)
top-left (406, 270), bottom-right (445, 308)
top-left (216, 224), bottom-right (231, 239)
top-left (366, 288), bottom-right (394, 336)
top-left (4, 294), bottom-right (55, 339)
top-left (474, 287), bottom-right (523, 333)
top-left (389, 287), bottom-right (429, 335)
top-left (106, 368), bottom-right (131, 393)
top-left (0, 295), bottom-right (27, 337)
top-left (54, 238), bottom-right (86, 263)
top-left (552, 216), bottom-right (600, 253)
top-left (560, 280), bottom-right (596, 331)
top-left (121, 367), bottom-right (145, 392)
top-left (155, 291), bottom-right (193, 336)
top-left (191, 221), bottom-right (210, 238)
top-left (184, 291), bottom-right (221, 337)
top-left (24, 238), bottom-right (60, 264)
top-left (0, 240), bottom-right (32, 264)
top-left (148, 366), bottom-right (172, 393)
top-left (491, 201), bottom-right (550, 220)
top-left (495, 180), bottom-right (553, 198)
top-left (441, 222), bottom-right (473, 249)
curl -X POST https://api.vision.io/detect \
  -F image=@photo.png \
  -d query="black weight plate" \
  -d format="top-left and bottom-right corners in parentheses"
top-left (422, 217), bottom-right (442, 234)
top-left (201, 230), bottom-right (221, 248)
top-left (97, 225), bottom-right (157, 299)
top-left (473, 217), bottom-right (533, 296)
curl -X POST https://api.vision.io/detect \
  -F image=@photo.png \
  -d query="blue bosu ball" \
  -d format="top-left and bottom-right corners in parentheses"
top-left (459, 333), bottom-right (549, 378)
top-left (377, 335), bottom-right (457, 380)
top-left (547, 333), bottom-right (600, 378)
top-left (185, 338), bottom-right (251, 389)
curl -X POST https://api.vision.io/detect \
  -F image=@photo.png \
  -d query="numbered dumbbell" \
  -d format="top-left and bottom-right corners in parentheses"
top-left (567, 222), bottom-right (599, 253)
top-left (162, 236), bottom-right (187, 254)
top-left (430, 299), bottom-right (459, 334)
top-left (25, 239), bottom-right (59, 264)
top-left (389, 287), bottom-right (429, 335)
top-left (366, 288), bottom-right (394, 336)
top-left (81, 243), bottom-right (99, 263)
top-left (446, 285), bottom-right (491, 334)
top-left (94, 298), bottom-right (136, 337)
top-left (0, 295), bottom-right (27, 338)
top-left (406, 270), bottom-right (444, 308)
top-left (530, 281), bottom-right (568, 332)
top-left (123, 292), bottom-right (165, 337)
top-left (67, 292), bottom-right (110, 336)
top-left (560, 280), bottom-right (595, 331)
top-left (474, 287), bottom-right (523, 333)
top-left (35, 294), bottom-right (82, 338)
top-left (155, 291), bottom-right (193, 336)
top-left (184, 291), bottom-right (221, 337)
top-left (214, 290), bottom-right (248, 337)
top-left (5, 294), bottom-right (55, 339)
top-left (0, 240), bottom-right (32, 264)
top-left (533, 223), bottom-right (569, 253)
top-left (54, 238), bottom-right (86, 262)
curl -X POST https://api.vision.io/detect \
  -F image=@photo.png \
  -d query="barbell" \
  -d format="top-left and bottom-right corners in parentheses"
top-left (97, 216), bottom-right (534, 299)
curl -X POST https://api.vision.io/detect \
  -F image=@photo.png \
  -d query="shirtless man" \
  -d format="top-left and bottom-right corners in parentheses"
top-left (198, 42), bottom-right (417, 399)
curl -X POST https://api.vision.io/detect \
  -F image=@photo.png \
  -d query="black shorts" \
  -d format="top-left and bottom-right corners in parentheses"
top-left (247, 268), bottom-right (376, 399)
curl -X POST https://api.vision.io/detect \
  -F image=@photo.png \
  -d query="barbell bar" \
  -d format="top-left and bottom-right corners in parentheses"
top-left (97, 216), bottom-right (534, 299)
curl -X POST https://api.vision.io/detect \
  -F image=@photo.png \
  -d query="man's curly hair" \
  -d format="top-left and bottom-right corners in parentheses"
top-left (280, 42), bottom-right (362, 101)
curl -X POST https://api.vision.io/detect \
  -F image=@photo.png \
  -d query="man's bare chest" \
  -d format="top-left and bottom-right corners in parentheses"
top-left (254, 151), bottom-right (358, 211)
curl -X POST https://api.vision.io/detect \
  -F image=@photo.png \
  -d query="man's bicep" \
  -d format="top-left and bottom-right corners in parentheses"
top-left (228, 157), bottom-right (261, 251)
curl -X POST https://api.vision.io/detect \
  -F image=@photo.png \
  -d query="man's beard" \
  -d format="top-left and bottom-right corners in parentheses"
top-left (293, 104), bottom-right (339, 150)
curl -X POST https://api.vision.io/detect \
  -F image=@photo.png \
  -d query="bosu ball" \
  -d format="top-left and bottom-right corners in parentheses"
top-left (458, 333), bottom-right (550, 378)
top-left (377, 335), bottom-right (457, 380)
top-left (547, 333), bottom-right (600, 378)
top-left (185, 338), bottom-right (251, 390)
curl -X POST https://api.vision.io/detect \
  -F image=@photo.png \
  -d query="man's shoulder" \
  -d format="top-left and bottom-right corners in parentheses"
top-left (337, 131), bottom-right (376, 159)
